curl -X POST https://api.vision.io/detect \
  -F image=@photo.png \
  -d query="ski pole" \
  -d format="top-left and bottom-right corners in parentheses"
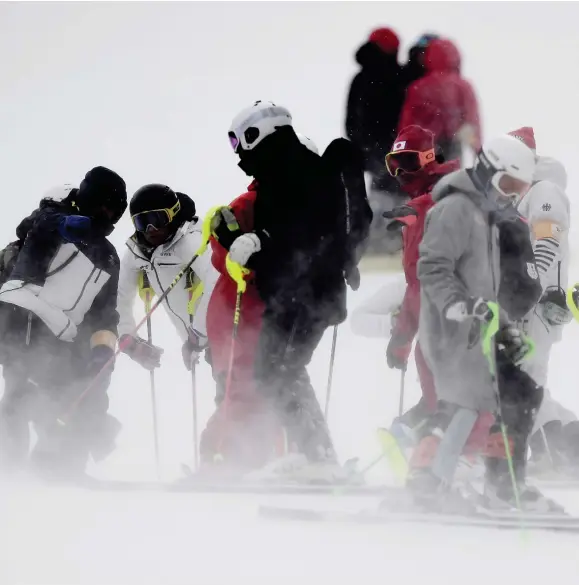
top-left (481, 302), bottom-right (521, 513)
top-left (539, 426), bottom-right (555, 466)
top-left (324, 325), bottom-right (338, 419)
top-left (144, 290), bottom-right (161, 480)
top-left (191, 356), bottom-right (199, 471)
top-left (398, 367), bottom-right (406, 417)
top-left (214, 255), bottom-right (247, 461)
top-left (57, 208), bottom-right (217, 427)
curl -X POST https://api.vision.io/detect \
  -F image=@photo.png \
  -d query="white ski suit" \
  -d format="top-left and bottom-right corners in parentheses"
top-left (517, 156), bottom-right (575, 429)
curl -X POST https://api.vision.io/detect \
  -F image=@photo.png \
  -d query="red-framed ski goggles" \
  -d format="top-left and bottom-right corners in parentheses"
top-left (132, 200), bottom-right (181, 232)
top-left (385, 148), bottom-right (436, 177)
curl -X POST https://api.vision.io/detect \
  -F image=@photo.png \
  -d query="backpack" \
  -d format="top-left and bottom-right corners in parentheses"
top-left (0, 240), bottom-right (23, 287)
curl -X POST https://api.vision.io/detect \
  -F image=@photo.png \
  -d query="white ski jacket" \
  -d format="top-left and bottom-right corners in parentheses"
top-left (517, 156), bottom-right (570, 294)
top-left (117, 220), bottom-right (218, 342)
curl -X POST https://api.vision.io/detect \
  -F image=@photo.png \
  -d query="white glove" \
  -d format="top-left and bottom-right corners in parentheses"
top-left (229, 233), bottom-right (261, 266)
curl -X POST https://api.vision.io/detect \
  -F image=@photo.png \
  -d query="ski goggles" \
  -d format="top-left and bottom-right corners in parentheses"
top-left (228, 127), bottom-right (260, 153)
top-left (385, 148), bottom-right (436, 176)
top-left (132, 200), bottom-right (181, 232)
top-left (493, 172), bottom-right (531, 199)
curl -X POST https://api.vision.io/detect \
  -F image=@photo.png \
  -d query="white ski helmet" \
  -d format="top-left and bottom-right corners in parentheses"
top-left (42, 183), bottom-right (76, 203)
top-left (228, 101), bottom-right (292, 153)
top-left (473, 134), bottom-right (536, 199)
top-left (296, 133), bottom-right (319, 155)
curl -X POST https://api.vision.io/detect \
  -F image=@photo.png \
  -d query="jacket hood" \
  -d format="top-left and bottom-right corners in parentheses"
top-left (425, 39), bottom-right (461, 73)
top-left (15, 199), bottom-right (70, 242)
top-left (534, 156), bottom-right (567, 190)
top-left (355, 41), bottom-right (399, 73)
top-left (432, 169), bottom-right (486, 208)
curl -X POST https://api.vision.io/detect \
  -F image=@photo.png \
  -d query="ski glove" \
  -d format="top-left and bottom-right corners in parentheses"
top-left (495, 325), bottom-right (532, 366)
top-left (445, 297), bottom-right (493, 323)
top-left (120, 335), bottom-right (163, 371)
top-left (229, 233), bottom-right (261, 266)
top-left (58, 215), bottom-right (92, 243)
top-left (386, 333), bottom-right (412, 370)
top-left (540, 287), bottom-right (572, 326)
top-left (181, 329), bottom-right (208, 371)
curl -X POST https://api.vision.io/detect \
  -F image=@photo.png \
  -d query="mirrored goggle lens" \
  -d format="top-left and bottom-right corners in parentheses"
top-left (497, 173), bottom-right (531, 197)
top-left (386, 151), bottom-right (422, 176)
top-left (132, 210), bottom-right (170, 232)
top-left (228, 132), bottom-right (240, 152)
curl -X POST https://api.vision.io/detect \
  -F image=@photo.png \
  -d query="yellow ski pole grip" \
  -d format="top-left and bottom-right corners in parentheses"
top-left (566, 283), bottom-right (579, 322)
top-left (225, 254), bottom-right (248, 294)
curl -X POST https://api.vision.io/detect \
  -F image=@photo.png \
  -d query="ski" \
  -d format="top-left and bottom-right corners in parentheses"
top-left (530, 476), bottom-right (579, 490)
top-left (76, 474), bottom-right (400, 496)
top-left (259, 504), bottom-right (579, 532)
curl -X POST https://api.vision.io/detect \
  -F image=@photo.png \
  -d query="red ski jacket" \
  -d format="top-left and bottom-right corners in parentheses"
top-left (393, 160), bottom-right (461, 343)
top-left (206, 184), bottom-right (265, 381)
top-left (398, 39), bottom-right (481, 153)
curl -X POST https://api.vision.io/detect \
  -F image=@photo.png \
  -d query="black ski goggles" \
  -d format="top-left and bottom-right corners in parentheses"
top-left (132, 200), bottom-right (181, 232)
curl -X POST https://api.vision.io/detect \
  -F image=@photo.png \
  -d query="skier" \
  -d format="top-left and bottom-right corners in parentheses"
top-left (413, 134), bottom-right (560, 511)
top-left (382, 125), bottom-right (460, 427)
top-left (0, 167), bottom-right (127, 479)
top-left (202, 101), bottom-right (371, 478)
top-left (345, 27), bottom-right (406, 254)
top-left (401, 33), bottom-right (440, 86)
top-left (507, 128), bottom-right (577, 472)
top-left (116, 185), bottom-right (219, 375)
top-left (398, 38), bottom-right (481, 162)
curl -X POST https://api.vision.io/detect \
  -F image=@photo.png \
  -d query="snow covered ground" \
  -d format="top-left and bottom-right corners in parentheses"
top-left (1, 2), bottom-right (579, 584)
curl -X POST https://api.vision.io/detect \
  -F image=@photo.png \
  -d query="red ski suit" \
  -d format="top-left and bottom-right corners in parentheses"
top-left (398, 39), bottom-right (481, 152)
top-left (202, 185), bottom-right (284, 467)
top-left (393, 161), bottom-right (460, 411)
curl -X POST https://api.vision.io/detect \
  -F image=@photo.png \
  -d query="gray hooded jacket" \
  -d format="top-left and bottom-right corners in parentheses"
top-left (417, 169), bottom-right (501, 412)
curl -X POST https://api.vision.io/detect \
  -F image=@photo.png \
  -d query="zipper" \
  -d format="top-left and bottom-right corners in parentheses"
top-left (151, 263), bottom-right (190, 335)
top-left (94, 269), bottom-right (102, 283)
top-left (64, 267), bottom-right (97, 311)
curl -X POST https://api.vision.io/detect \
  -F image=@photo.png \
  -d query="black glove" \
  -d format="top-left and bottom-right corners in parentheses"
top-left (540, 287), bottom-right (572, 326)
top-left (383, 205), bottom-right (418, 232)
top-left (181, 329), bottom-right (208, 371)
top-left (386, 333), bottom-right (412, 370)
top-left (120, 335), bottom-right (163, 370)
top-left (495, 325), bottom-right (532, 366)
top-left (445, 297), bottom-right (494, 323)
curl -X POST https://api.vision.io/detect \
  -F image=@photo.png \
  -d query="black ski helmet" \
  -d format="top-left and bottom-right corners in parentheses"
top-left (130, 183), bottom-right (185, 234)
top-left (76, 166), bottom-right (127, 226)
top-left (130, 184), bottom-right (178, 216)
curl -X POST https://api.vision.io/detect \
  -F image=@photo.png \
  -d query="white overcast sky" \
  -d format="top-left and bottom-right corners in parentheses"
top-left (0, 1), bottom-right (577, 249)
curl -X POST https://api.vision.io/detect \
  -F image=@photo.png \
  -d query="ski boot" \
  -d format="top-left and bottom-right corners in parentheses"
top-left (481, 479), bottom-right (566, 514)
top-left (245, 449), bottom-right (359, 485)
